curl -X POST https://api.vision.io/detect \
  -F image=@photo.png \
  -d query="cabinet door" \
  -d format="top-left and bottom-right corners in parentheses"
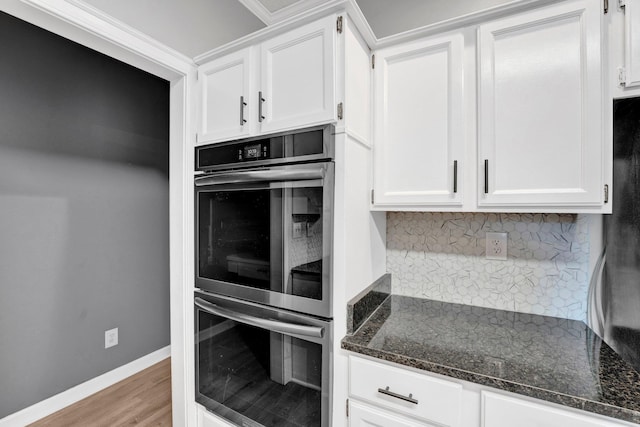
top-left (259, 15), bottom-right (336, 134)
top-left (198, 47), bottom-right (254, 144)
top-left (372, 31), bottom-right (465, 208)
top-left (623, 0), bottom-right (640, 87)
top-left (478, 0), bottom-right (603, 208)
top-left (483, 392), bottom-right (627, 427)
top-left (349, 400), bottom-right (431, 427)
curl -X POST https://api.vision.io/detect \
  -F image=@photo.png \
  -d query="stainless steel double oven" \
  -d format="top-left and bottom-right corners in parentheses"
top-left (194, 124), bottom-right (334, 427)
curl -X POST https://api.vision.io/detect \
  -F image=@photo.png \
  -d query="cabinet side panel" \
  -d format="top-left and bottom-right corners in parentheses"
top-left (345, 20), bottom-right (372, 146)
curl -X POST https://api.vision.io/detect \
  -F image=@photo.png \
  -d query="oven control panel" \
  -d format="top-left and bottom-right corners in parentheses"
top-left (195, 124), bottom-right (333, 172)
top-left (239, 143), bottom-right (268, 161)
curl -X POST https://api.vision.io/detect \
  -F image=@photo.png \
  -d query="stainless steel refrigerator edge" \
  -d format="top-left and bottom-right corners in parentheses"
top-left (590, 96), bottom-right (640, 372)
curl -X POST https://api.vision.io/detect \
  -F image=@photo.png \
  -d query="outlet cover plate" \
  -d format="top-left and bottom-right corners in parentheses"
top-left (105, 328), bottom-right (118, 349)
top-left (486, 232), bottom-right (508, 260)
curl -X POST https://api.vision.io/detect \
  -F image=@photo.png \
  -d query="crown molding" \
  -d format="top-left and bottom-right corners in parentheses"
top-left (237, 0), bottom-right (272, 24)
top-left (1, 0), bottom-right (196, 79)
top-left (63, 0), bottom-right (195, 69)
top-left (343, 0), bottom-right (376, 48)
top-left (239, 0), bottom-right (333, 26)
top-left (371, 0), bottom-right (561, 48)
top-left (196, 0), bottom-right (565, 65)
top-left (193, 0), bottom-right (375, 64)
top-left (195, 0), bottom-right (348, 64)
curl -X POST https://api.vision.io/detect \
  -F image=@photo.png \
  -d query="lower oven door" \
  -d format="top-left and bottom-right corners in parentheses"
top-left (195, 291), bottom-right (332, 427)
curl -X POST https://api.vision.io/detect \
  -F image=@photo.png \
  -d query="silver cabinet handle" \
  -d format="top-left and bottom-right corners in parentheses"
top-left (377, 386), bottom-right (419, 405)
top-left (453, 160), bottom-right (458, 193)
top-left (258, 91), bottom-right (265, 122)
top-left (484, 159), bottom-right (489, 194)
top-left (239, 96), bottom-right (247, 125)
top-left (195, 297), bottom-right (324, 338)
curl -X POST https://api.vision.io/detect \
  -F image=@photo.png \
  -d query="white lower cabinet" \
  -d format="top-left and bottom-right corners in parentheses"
top-left (482, 391), bottom-right (632, 427)
top-left (349, 400), bottom-right (432, 427)
top-left (348, 356), bottom-right (638, 427)
top-left (348, 356), bottom-right (463, 427)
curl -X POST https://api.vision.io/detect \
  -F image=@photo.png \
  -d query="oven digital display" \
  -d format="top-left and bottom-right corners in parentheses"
top-left (243, 144), bottom-right (261, 159)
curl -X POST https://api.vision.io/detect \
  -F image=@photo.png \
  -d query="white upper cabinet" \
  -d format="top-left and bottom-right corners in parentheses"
top-left (197, 15), bottom-right (336, 144)
top-left (372, 0), bottom-right (609, 213)
top-left (477, 0), bottom-right (604, 209)
top-left (372, 31), bottom-right (465, 208)
top-left (259, 16), bottom-right (336, 134)
top-left (621, 0), bottom-right (640, 87)
top-left (198, 48), bottom-right (254, 143)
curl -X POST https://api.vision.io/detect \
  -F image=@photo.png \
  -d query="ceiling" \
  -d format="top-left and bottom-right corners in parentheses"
top-left (256, 0), bottom-right (300, 12)
top-left (79, 0), bottom-right (515, 58)
top-left (356, 0), bottom-right (515, 39)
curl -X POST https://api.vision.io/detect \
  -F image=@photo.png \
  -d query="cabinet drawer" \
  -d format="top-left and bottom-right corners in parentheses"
top-left (349, 400), bottom-right (431, 427)
top-left (482, 392), bottom-right (629, 427)
top-left (349, 356), bottom-right (462, 427)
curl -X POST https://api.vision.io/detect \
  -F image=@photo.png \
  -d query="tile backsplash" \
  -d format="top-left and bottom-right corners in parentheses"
top-left (387, 212), bottom-right (591, 321)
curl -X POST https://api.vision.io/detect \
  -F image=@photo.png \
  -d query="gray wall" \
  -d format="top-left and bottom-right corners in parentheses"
top-left (0, 12), bottom-right (170, 418)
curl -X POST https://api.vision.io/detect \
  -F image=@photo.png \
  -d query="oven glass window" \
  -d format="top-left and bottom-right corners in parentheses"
top-left (197, 185), bottom-right (324, 300)
top-left (197, 309), bottom-right (323, 426)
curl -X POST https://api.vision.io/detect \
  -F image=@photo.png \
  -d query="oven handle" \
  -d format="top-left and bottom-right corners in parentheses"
top-left (194, 165), bottom-right (327, 186)
top-left (194, 297), bottom-right (325, 338)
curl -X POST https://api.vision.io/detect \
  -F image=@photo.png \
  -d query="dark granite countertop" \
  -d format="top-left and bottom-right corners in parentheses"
top-left (342, 291), bottom-right (640, 424)
top-left (291, 260), bottom-right (322, 275)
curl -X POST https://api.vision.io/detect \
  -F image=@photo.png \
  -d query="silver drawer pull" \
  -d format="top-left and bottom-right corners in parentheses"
top-left (377, 386), bottom-right (419, 405)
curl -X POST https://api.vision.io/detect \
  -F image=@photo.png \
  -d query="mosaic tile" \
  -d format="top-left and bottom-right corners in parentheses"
top-left (387, 212), bottom-right (590, 321)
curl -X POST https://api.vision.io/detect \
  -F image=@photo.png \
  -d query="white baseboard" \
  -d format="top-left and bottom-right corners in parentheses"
top-left (0, 345), bottom-right (171, 427)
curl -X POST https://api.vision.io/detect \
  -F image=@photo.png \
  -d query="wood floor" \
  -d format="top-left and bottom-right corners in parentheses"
top-left (29, 358), bottom-right (172, 427)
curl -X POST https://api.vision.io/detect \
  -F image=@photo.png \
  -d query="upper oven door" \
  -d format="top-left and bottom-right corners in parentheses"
top-left (195, 162), bottom-right (334, 318)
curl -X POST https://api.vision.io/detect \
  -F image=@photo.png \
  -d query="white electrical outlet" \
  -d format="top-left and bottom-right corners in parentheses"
top-left (485, 232), bottom-right (508, 261)
top-left (105, 328), bottom-right (118, 349)
top-left (293, 222), bottom-right (304, 239)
